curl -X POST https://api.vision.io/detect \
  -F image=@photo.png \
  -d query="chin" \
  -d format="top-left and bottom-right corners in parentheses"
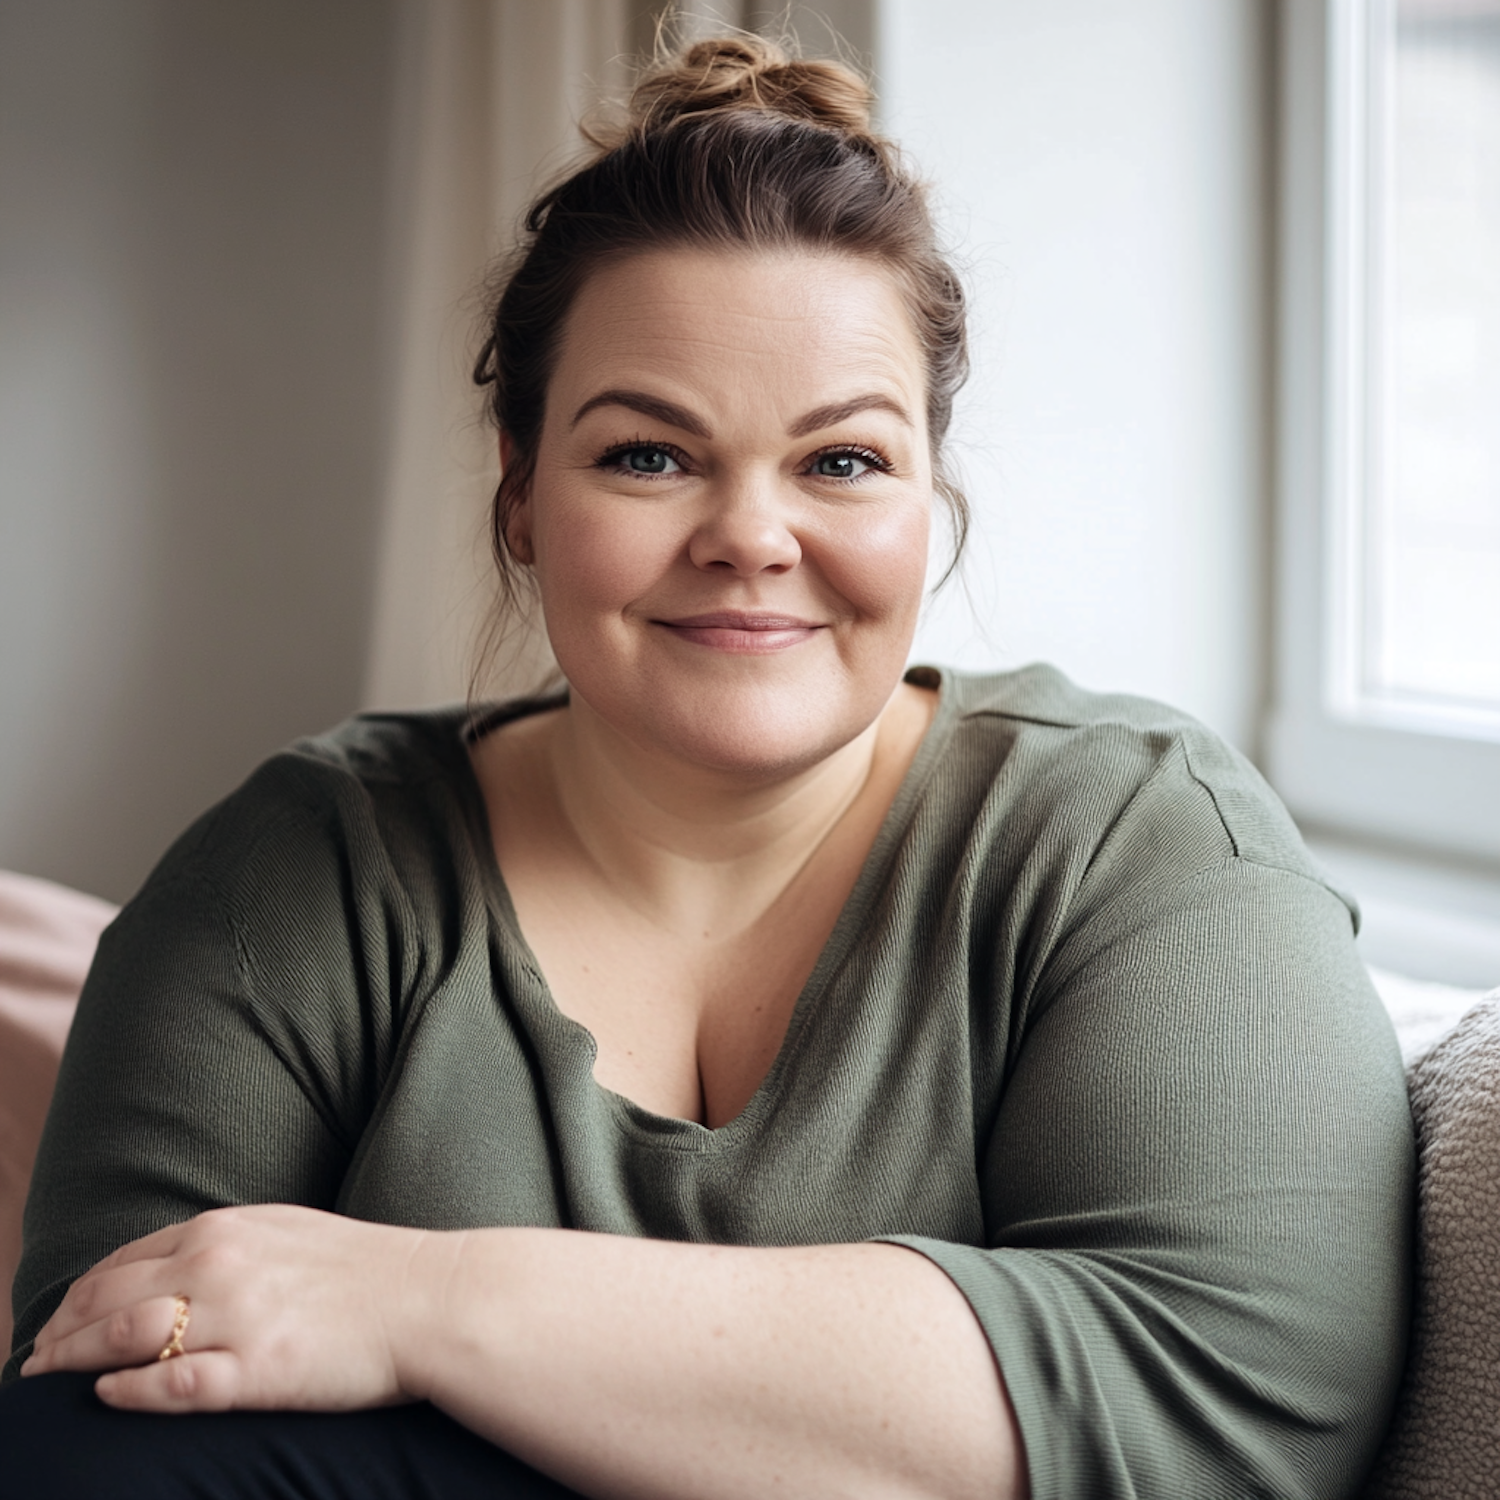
top-left (599, 669), bottom-right (885, 780)
top-left (661, 718), bottom-right (848, 781)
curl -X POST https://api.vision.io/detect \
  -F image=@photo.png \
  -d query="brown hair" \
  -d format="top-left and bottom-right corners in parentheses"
top-left (473, 33), bottom-right (970, 634)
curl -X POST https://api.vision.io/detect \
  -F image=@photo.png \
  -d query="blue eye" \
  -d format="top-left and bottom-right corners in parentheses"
top-left (621, 446), bottom-right (679, 474)
top-left (811, 450), bottom-right (879, 480)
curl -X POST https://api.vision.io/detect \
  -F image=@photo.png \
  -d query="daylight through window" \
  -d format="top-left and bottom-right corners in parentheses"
top-left (1334, 0), bottom-right (1500, 737)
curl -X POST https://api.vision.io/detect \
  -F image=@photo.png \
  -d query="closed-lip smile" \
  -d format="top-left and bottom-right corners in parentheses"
top-left (653, 611), bottom-right (823, 653)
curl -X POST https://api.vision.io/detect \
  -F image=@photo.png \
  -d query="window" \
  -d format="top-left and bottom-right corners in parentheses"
top-left (1268, 0), bottom-right (1500, 870)
top-left (1332, 0), bottom-right (1500, 737)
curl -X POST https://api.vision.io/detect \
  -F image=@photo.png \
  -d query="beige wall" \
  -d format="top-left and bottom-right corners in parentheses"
top-left (0, 0), bottom-right (398, 901)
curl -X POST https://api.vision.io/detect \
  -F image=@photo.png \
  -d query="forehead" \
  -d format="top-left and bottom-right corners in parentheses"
top-left (548, 248), bottom-right (927, 426)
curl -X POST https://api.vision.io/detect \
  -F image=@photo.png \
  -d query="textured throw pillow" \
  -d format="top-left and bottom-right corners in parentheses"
top-left (1362, 990), bottom-right (1500, 1500)
top-left (0, 871), bottom-right (117, 1356)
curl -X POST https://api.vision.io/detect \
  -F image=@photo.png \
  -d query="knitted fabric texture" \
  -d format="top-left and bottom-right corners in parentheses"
top-left (1364, 990), bottom-right (1500, 1499)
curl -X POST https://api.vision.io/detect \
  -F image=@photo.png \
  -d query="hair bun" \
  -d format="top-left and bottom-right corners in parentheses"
top-left (624, 34), bottom-right (875, 142)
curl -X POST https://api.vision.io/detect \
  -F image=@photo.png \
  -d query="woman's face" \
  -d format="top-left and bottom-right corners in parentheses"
top-left (509, 248), bottom-right (933, 780)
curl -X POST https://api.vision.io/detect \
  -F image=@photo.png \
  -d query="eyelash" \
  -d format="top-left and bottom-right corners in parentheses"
top-left (595, 438), bottom-right (690, 479)
top-left (805, 444), bottom-right (894, 484)
top-left (593, 439), bottom-right (895, 484)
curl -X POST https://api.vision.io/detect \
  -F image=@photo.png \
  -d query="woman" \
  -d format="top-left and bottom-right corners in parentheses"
top-left (3, 36), bottom-right (1411, 1500)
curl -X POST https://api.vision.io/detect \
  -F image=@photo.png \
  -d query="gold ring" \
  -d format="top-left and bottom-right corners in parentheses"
top-left (157, 1295), bottom-right (190, 1361)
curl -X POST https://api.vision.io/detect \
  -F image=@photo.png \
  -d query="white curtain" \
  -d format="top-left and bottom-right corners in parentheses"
top-left (363, 0), bottom-right (640, 709)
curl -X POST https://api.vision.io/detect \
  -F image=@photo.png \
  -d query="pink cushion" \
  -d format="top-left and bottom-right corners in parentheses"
top-left (0, 871), bottom-right (117, 1355)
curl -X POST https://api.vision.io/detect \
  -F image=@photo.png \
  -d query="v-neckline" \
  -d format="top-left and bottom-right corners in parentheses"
top-left (450, 668), bottom-right (959, 1146)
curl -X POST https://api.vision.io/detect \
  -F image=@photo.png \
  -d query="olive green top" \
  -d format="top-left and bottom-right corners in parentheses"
top-left (7, 666), bottom-right (1413, 1499)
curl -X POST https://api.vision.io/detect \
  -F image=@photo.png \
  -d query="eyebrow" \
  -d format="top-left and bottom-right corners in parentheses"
top-left (571, 390), bottom-right (710, 437)
top-left (570, 389), bottom-right (914, 439)
top-left (787, 394), bottom-right (913, 437)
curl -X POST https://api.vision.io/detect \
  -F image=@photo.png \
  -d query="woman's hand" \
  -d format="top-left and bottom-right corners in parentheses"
top-left (19, 1205), bottom-right (440, 1413)
top-left (21, 1218), bottom-right (1023, 1498)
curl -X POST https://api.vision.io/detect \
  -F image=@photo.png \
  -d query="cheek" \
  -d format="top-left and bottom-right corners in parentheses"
top-left (529, 487), bottom-right (678, 617)
top-left (818, 500), bottom-right (932, 626)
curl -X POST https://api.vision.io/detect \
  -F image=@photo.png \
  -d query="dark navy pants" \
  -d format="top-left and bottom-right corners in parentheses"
top-left (0, 1373), bottom-right (584, 1499)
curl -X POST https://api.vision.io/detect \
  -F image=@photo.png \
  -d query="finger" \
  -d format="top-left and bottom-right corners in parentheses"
top-left (23, 1294), bottom-right (191, 1376)
top-left (95, 1349), bottom-right (242, 1413)
top-left (61, 1205), bottom-right (260, 1311)
top-left (45, 1221), bottom-right (192, 1325)
top-left (85, 1216), bottom-right (196, 1273)
top-left (32, 1257), bottom-right (178, 1352)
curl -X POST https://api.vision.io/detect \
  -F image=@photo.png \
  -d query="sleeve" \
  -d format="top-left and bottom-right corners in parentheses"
top-left (5, 760), bottom-right (413, 1379)
top-left (888, 742), bottom-right (1415, 1500)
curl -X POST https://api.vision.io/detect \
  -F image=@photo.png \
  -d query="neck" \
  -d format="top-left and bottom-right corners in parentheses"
top-left (541, 687), bottom-right (924, 942)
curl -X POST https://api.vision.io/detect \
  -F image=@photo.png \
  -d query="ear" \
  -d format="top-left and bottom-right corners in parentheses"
top-left (498, 432), bottom-right (534, 566)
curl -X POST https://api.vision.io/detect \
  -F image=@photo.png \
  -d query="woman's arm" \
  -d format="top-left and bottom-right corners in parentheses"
top-left (412, 1227), bottom-right (1024, 1500)
top-left (23, 1208), bottom-right (1026, 1500)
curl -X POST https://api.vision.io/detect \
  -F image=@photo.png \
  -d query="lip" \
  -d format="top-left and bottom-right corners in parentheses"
top-left (652, 611), bottom-right (824, 653)
top-left (662, 612), bottom-right (821, 630)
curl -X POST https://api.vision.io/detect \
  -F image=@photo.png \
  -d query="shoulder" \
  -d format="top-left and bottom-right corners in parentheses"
top-left (137, 708), bottom-right (486, 940)
top-left (183, 708), bottom-right (470, 846)
top-left (81, 708), bottom-right (499, 1067)
top-left (923, 663), bottom-right (1344, 906)
top-left (242, 708), bottom-right (473, 817)
top-left (935, 659), bottom-right (1234, 752)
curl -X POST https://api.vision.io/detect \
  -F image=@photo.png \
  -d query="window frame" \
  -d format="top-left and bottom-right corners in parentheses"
top-left (1266, 0), bottom-right (1500, 869)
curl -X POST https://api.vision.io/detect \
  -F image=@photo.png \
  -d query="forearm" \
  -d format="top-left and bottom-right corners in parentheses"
top-left (401, 1229), bottom-right (1026, 1500)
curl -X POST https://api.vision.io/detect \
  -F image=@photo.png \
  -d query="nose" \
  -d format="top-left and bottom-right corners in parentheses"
top-left (686, 472), bottom-right (802, 576)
